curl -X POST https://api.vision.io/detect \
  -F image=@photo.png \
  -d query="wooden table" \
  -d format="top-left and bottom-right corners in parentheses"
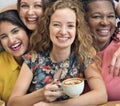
top-left (99, 101), bottom-right (120, 106)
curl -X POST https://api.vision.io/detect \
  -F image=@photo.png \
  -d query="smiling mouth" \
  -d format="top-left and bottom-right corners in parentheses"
top-left (57, 37), bottom-right (70, 41)
top-left (10, 42), bottom-right (22, 51)
top-left (97, 29), bottom-right (110, 36)
top-left (26, 18), bottom-right (38, 24)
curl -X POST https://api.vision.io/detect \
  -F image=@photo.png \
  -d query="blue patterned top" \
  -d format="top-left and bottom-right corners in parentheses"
top-left (23, 51), bottom-right (85, 100)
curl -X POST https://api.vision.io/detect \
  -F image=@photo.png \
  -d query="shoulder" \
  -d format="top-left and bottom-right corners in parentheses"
top-left (0, 51), bottom-right (13, 61)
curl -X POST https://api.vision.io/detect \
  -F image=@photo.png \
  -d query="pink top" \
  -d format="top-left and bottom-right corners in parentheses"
top-left (98, 33), bottom-right (120, 101)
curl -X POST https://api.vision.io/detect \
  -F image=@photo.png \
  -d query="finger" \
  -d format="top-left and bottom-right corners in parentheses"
top-left (109, 65), bottom-right (114, 75)
top-left (110, 56), bottom-right (117, 73)
top-left (113, 58), bottom-right (120, 76)
top-left (110, 48), bottom-right (120, 73)
top-left (44, 90), bottom-right (57, 102)
top-left (45, 90), bottom-right (62, 102)
top-left (113, 66), bottom-right (119, 77)
top-left (45, 89), bottom-right (63, 97)
top-left (45, 83), bottom-right (59, 91)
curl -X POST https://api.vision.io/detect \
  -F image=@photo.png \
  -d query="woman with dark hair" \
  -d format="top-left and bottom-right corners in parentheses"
top-left (0, 10), bottom-right (31, 103)
top-left (83, 0), bottom-right (120, 100)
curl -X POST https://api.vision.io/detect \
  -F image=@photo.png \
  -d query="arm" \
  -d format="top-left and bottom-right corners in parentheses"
top-left (7, 62), bottom-right (62, 106)
top-left (0, 4), bottom-right (17, 13)
top-left (7, 62), bottom-right (46, 106)
top-left (33, 62), bottom-right (107, 106)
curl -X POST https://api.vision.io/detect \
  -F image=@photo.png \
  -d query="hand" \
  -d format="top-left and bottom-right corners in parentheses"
top-left (110, 47), bottom-right (120, 76)
top-left (43, 80), bottom-right (63, 102)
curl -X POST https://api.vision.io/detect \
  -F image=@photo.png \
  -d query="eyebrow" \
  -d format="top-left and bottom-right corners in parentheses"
top-left (0, 26), bottom-right (19, 36)
top-left (0, 33), bottom-right (6, 37)
top-left (52, 21), bottom-right (76, 24)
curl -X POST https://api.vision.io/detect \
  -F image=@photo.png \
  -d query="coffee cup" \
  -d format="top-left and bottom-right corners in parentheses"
top-left (0, 100), bottom-right (5, 106)
top-left (62, 78), bottom-right (84, 98)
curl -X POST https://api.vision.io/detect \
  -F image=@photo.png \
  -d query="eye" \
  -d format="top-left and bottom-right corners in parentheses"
top-left (108, 15), bottom-right (116, 19)
top-left (68, 24), bottom-right (75, 28)
top-left (12, 29), bottom-right (19, 34)
top-left (53, 23), bottom-right (61, 27)
top-left (92, 15), bottom-right (102, 19)
top-left (20, 4), bottom-right (29, 9)
top-left (0, 34), bottom-right (7, 39)
top-left (34, 4), bottom-right (42, 8)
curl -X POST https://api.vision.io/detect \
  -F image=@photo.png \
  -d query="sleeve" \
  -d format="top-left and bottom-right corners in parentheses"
top-left (22, 51), bottom-right (38, 71)
top-left (22, 52), bottom-right (32, 69)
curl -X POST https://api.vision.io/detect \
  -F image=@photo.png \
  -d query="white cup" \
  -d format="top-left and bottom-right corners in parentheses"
top-left (62, 78), bottom-right (84, 98)
top-left (0, 100), bottom-right (5, 106)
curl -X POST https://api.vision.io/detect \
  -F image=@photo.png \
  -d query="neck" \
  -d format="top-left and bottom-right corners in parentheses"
top-left (50, 47), bottom-right (71, 63)
top-left (14, 56), bottom-right (23, 66)
top-left (98, 39), bottom-right (111, 51)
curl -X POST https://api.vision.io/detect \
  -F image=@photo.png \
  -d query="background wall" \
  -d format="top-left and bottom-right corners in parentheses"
top-left (0, 0), bottom-right (17, 10)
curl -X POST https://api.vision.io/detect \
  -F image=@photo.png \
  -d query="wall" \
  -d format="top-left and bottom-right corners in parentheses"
top-left (0, 0), bottom-right (17, 10)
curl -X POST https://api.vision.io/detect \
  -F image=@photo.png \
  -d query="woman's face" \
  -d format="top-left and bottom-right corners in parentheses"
top-left (87, 1), bottom-right (116, 44)
top-left (0, 21), bottom-right (29, 58)
top-left (19, 0), bottom-right (43, 30)
top-left (49, 8), bottom-right (76, 50)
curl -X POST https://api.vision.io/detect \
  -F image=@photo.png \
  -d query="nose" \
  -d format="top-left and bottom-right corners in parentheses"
top-left (27, 7), bottom-right (34, 15)
top-left (8, 35), bottom-right (15, 44)
top-left (60, 26), bottom-right (67, 35)
top-left (100, 17), bottom-right (110, 26)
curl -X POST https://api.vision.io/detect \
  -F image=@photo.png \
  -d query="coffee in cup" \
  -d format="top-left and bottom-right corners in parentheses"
top-left (62, 78), bottom-right (84, 98)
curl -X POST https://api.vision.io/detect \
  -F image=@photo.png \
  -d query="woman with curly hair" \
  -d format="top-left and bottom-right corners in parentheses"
top-left (8, 0), bottom-right (107, 106)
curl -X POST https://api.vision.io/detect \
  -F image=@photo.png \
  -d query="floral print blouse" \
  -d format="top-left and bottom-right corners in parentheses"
top-left (23, 51), bottom-right (85, 100)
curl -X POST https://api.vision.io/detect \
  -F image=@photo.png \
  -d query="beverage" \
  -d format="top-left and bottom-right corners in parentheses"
top-left (63, 78), bottom-right (82, 85)
top-left (62, 78), bottom-right (84, 98)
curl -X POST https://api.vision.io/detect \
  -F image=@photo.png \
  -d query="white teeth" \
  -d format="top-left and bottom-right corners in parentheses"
top-left (57, 37), bottom-right (69, 41)
top-left (27, 18), bottom-right (37, 22)
top-left (11, 43), bottom-right (20, 48)
top-left (98, 29), bottom-right (109, 33)
top-left (100, 30), bottom-right (109, 33)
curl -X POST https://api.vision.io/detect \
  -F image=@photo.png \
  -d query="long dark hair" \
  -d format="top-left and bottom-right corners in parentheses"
top-left (0, 10), bottom-right (31, 35)
top-left (0, 10), bottom-right (31, 51)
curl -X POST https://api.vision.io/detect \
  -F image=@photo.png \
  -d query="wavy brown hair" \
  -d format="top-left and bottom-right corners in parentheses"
top-left (30, 0), bottom-right (101, 67)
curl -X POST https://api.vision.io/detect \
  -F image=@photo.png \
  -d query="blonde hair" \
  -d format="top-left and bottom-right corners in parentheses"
top-left (30, 0), bottom-right (101, 68)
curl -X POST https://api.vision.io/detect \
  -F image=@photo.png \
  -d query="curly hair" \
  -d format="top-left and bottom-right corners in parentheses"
top-left (30, 0), bottom-right (100, 67)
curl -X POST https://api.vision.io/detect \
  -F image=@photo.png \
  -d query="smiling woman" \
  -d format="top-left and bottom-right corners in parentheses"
top-left (7, 0), bottom-right (107, 106)
top-left (17, 0), bottom-right (52, 31)
top-left (1, 0), bottom-right (53, 31)
top-left (0, 10), bottom-right (31, 104)
top-left (83, 0), bottom-right (120, 101)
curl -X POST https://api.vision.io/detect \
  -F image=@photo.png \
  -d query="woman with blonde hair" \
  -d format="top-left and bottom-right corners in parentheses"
top-left (8, 0), bottom-right (107, 106)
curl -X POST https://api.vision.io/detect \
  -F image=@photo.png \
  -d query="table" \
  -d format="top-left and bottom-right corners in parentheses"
top-left (99, 101), bottom-right (120, 106)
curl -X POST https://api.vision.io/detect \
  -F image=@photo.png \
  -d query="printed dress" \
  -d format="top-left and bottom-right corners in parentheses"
top-left (23, 51), bottom-right (85, 100)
